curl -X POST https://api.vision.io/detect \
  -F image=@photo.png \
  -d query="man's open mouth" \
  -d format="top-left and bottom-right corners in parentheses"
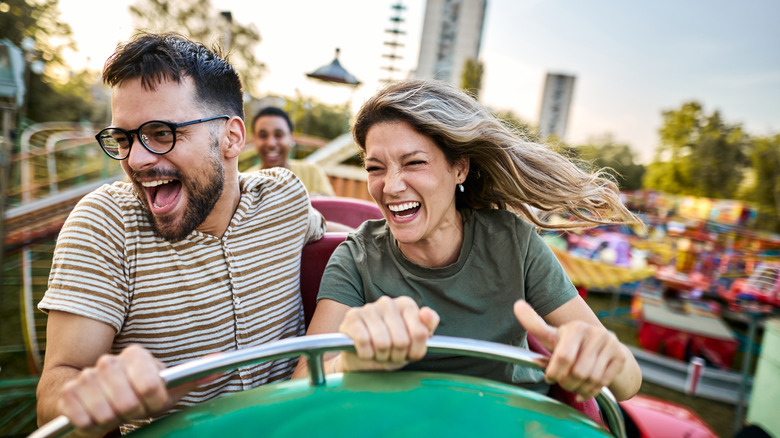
top-left (142, 179), bottom-right (182, 209)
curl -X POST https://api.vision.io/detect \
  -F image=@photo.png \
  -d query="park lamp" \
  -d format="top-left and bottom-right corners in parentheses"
top-left (306, 48), bottom-right (361, 86)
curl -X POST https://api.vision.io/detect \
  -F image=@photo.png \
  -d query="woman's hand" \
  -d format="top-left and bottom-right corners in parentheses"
top-left (513, 300), bottom-right (628, 402)
top-left (336, 296), bottom-right (440, 372)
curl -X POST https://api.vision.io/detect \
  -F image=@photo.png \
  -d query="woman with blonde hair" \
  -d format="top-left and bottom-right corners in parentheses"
top-left (293, 79), bottom-right (642, 403)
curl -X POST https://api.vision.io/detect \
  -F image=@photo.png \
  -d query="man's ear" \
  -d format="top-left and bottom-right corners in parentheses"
top-left (223, 116), bottom-right (246, 159)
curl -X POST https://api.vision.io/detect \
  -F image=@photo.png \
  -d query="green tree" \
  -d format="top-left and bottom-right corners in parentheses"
top-left (493, 109), bottom-right (541, 143)
top-left (26, 73), bottom-right (94, 123)
top-left (643, 101), bottom-right (747, 198)
top-left (741, 134), bottom-right (780, 231)
top-left (642, 160), bottom-right (692, 194)
top-left (576, 135), bottom-right (646, 191)
top-left (689, 112), bottom-right (748, 198)
top-left (129, 0), bottom-right (264, 94)
top-left (285, 96), bottom-right (350, 141)
top-left (460, 58), bottom-right (483, 99)
top-left (644, 102), bottom-right (699, 193)
top-left (0, 0), bottom-right (93, 124)
top-left (0, 0), bottom-right (74, 75)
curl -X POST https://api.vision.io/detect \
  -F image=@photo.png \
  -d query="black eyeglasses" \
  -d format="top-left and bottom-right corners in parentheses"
top-left (95, 115), bottom-right (230, 160)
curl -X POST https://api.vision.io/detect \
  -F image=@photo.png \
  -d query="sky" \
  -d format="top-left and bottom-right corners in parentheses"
top-left (57, 0), bottom-right (780, 164)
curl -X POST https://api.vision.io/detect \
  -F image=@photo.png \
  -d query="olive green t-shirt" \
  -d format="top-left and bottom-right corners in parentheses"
top-left (318, 208), bottom-right (578, 385)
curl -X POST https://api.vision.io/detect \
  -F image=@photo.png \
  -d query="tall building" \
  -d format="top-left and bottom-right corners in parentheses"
top-left (412, 0), bottom-right (487, 86)
top-left (537, 72), bottom-right (576, 141)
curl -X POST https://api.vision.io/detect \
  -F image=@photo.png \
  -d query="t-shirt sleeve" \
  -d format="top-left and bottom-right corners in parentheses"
top-left (38, 188), bottom-right (129, 332)
top-left (316, 238), bottom-right (366, 308)
top-left (305, 203), bottom-right (327, 244)
top-left (521, 224), bottom-right (578, 317)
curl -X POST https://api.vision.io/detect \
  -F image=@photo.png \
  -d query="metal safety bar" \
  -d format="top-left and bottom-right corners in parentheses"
top-left (29, 334), bottom-right (625, 438)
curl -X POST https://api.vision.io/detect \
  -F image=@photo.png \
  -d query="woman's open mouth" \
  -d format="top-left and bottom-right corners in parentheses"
top-left (388, 201), bottom-right (420, 218)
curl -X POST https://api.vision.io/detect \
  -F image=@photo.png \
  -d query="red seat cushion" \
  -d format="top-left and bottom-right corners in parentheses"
top-left (300, 233), bottom-right (348, 327)
top-left (311, 197), bottom-right (383, 229)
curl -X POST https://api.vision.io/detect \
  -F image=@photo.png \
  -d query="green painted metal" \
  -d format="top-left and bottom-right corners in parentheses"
top-left (130, 371), bottom-right (611, 438)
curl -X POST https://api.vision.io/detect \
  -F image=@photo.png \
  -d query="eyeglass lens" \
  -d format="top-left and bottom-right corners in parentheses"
top-left (99, 121), bottom-right (175, 159)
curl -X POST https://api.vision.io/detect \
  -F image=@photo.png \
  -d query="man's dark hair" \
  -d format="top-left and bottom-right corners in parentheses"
top-left (252, 107), bottom-right (293, 133)
top-left (102, 32), bottom-right (244, 119)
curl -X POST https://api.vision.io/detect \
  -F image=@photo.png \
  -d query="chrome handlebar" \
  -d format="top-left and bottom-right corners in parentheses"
top-left (29, 334), bottom-right (625, 438)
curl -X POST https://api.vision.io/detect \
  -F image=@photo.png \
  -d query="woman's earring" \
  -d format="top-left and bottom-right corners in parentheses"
top-left (458, 184), bottom-right (464, 193)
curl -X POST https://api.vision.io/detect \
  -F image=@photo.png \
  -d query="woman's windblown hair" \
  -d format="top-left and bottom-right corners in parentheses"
top-left (352, 79), bottom-right (641, 230)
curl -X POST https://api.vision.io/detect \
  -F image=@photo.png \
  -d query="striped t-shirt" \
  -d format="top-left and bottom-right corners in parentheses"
top-left (39, 168), bottom-right (325, 432)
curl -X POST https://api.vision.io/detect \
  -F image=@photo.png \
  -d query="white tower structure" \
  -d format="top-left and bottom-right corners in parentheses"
top-left (412, 0), bottom-right (487, 86)
top-left (537, 72), bottom-right (576, 141)
top-left (381, 1), bottom-right (408, 84)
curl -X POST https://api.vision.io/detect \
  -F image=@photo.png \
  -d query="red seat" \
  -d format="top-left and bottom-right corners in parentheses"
top-left (299, 233), bottom-right (603, 425)
top-left (300, 233), bottom-right (348, 327)
top-left (310, 196), bottom-right (383, 229)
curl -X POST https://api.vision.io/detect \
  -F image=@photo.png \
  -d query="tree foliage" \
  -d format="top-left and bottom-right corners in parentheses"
top-left (129, 0), bottom-right (264, 94)
top-left (460, 58), bottom-right (483, 99)
top-left (643, 101), bottom-right (747, 198)
top-left (492, 109), bottom-right (541, 143)
top-left (0, 0), bottom-right (93, 124)
top-left (489, 110), bottom-right (645, 191)
top-left (740, 134), bottom-right (780, 231)
top-left (0, 0), bottom-right (74, 73)
top-left (283, 96), bottom-right (351, 141)
top-left (26, 72), bottom-right (94, 123)
top-left (575, 136), bottom-right (646, 191)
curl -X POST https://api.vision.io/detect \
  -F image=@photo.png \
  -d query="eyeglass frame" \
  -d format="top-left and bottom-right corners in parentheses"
top-left (95, 115), bottom-right (230, 160)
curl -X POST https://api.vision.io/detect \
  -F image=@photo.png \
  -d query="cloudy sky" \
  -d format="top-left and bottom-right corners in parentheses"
top-left (59, 0), bottom-right (780, 163)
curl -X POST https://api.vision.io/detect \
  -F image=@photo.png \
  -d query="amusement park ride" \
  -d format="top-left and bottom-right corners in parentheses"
top-left (11, 157), bottom-right (775, 437)
top-left (30, 201), bottom-right (721, 438)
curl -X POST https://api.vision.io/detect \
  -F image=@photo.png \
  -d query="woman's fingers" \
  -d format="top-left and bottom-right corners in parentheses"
top-left (516, 299), bottom-right (627, 400)
top-left (552, 324), bottom-right (626, 400)
top-left (403, 305), bottom-right (439, 361)
top-left (545, 323), bottom-right (584, 387)
top-left (337, 297), bottom-right (438, 370)
top-left (339, 307), bottom-right (376, 360)
top-left (577, 336), bottom-right (626, 400)
top-left (513, 300), bottom-right (559, 351)
top-left (377, 297), bottom-right (413, 362)
top-left (419, 306), bottom-right (441, 336)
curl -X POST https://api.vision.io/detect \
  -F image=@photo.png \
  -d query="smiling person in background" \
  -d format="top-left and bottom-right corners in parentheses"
top-left (294, 79), bottom-right (642, 405)
top-left (251, 106), bottom-right (336, 197)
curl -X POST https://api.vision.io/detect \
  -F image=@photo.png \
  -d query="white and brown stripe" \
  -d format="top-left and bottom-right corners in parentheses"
top-left (39, 168), bottom-right (325, 432)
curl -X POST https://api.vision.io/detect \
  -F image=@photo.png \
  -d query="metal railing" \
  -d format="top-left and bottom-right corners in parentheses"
top-left (8, 121), bottom-right (125, 207)
top-left (31, 334), bottom-right (625, 438)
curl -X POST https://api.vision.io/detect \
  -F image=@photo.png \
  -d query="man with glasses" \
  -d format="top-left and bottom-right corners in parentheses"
top-left (35, 33), bottom-right (326, 436)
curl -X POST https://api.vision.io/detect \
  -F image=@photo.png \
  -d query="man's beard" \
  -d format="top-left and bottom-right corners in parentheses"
top-left (134, 142), bottom-right (225, 241)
